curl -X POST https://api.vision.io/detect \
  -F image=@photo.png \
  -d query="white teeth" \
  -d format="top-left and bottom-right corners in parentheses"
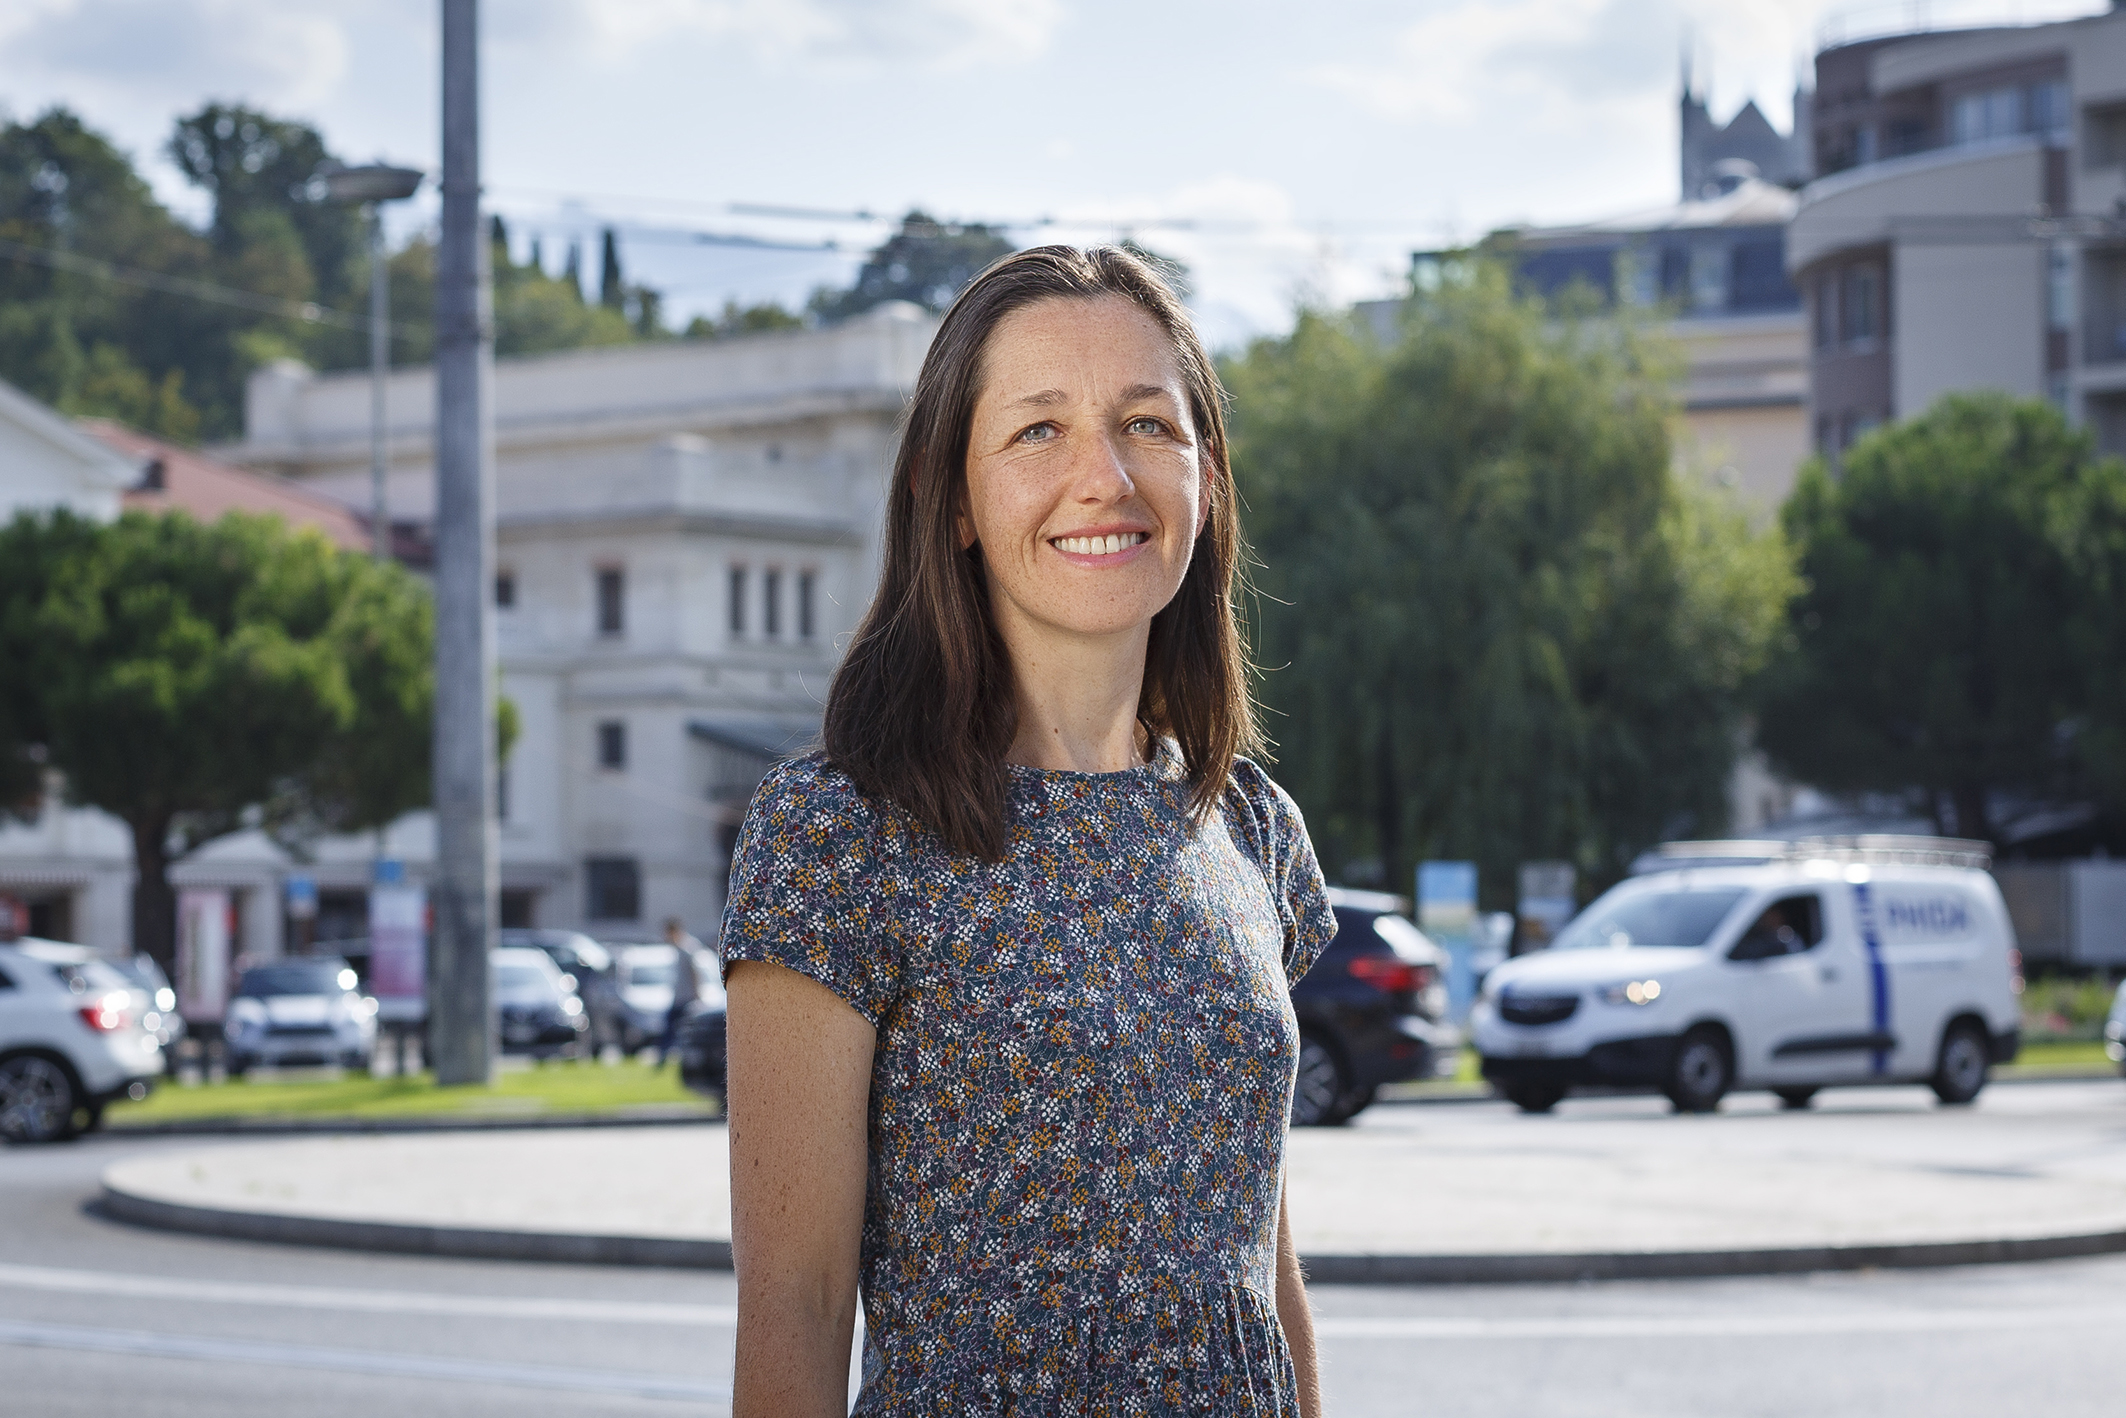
top-left (1052, 532), bottom-right (1146, 556)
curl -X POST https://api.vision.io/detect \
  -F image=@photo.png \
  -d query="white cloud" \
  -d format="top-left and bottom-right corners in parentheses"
top-left (537, 0), bottom-right (1065, 70)
top-left (0, 0), bottom-right (353, 112)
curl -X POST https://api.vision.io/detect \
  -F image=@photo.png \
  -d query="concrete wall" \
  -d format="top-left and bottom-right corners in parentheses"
top-left (1896, 241), bottom-right (2048, 413)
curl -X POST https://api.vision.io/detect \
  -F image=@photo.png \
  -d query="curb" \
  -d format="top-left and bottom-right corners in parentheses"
top-left (104, 1107), bottom-right (720, 1138)
top-left (95, 1179), bottom-right (2126, 1285)
top-left (96, 1186), bottom-right (732, 1269)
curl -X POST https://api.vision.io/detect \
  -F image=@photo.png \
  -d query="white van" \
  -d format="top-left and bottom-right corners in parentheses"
top-left (1472, 838), bottom-right (2021, 1114)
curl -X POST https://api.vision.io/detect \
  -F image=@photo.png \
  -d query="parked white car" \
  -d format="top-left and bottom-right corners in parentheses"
top-left (1473, 838), bottom-right (2021, 1114)
top-left (2106, 980), bottom-right (2125, 1076)
top-left (0, 941), bottom-right (162, 1143)
top-left (223, 957), bottom-right (378, 1075)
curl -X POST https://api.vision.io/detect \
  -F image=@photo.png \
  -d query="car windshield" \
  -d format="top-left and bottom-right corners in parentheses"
top-left (1550, 888), bottom-right (1749, 952)
top-left (236, 962), bottom-right (350, 998)
top-left (625, 958), bottom-right (676, 987)
top-left (496, 963), bottom-right (551, 991)
top-left (51, 959), bottom-right (132, 995)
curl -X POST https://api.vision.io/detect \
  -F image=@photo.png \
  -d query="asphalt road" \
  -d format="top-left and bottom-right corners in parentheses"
top-left (4, 1080), bottom-right (2125, 1417)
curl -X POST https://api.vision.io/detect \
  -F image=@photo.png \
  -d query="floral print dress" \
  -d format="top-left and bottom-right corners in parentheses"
top-left (721, 744), bottom-right (1334, 1416)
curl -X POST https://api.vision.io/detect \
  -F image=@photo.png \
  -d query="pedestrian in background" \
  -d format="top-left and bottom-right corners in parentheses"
top-left (723, 246), bottom-right (1331, 1417)
top-left (656, 916), bottom-right (701, 1068)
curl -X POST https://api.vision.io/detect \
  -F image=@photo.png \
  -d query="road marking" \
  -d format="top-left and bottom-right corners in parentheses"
top-left (0, 1261), bottom-right (735, 1326)
top-left (0, 1318), bottom-right (730, 1403)
top-left (11, 1260), bottom-right (2122, 1347)
top-left (1311, 1306), bottom-right (2126, 1340)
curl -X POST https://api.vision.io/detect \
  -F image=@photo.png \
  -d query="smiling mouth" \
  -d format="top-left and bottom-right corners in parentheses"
top-left (1051, 531), bottom-right (1148, 556)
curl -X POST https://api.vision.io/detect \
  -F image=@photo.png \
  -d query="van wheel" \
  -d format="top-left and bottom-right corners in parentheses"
top-left (1505, 1083), bottom-right (1565, 1114)
top-left (1291, 1033), bottom-right (1349, 1127)
top-left (1931, 1021), bottom-right (1990, 1105)
top-left (1774, 1087), bottom-right (1819, 1110)
top-left (1666, 1028), bottom-right (1732, 1113)
top-left (0, 1055), bottom-right (81, 1144)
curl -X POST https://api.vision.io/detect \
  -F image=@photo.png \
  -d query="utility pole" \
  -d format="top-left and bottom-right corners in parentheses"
top-left (431, 0), bottom-right (496, 1086)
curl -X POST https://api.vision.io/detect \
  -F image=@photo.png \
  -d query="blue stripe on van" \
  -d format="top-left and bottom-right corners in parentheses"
top-left (1851, 882), bottom-right (1891, 1076)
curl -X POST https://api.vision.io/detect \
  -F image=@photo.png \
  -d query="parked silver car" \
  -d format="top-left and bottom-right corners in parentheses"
top-left (223, 958), bottom-right (378, 1075)
top-left (0, 942), bottom-right (162, 1143)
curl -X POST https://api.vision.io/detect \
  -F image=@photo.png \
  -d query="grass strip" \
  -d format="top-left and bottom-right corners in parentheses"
top-left (108, 1057), bottom-right (712, 1124)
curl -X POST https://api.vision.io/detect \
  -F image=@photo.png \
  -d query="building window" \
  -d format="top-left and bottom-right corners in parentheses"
top-left (1813, 275), bottom-right (1836, 349)
top-left (2032, 80), bottom-right (2070, 137)
top-left (798, 570), bottom-right (816, 642)
top-left (763, 568), bottom-right (782, 639)
top-left (585, 857), bottom-right (641, 921)
top-left (595, 567), bottom-right (624, 637)
top-left (597, 719), bottom-right (627, 770)
top-left (1689, 245), bottom-right (1728, 313)
top-left (1952, 87), bottom-right (2025, 146)
top-left (2049, 244), bottom-right (2074, 331)
top-left (728, 565), bottom-right (747, 639)
top-left (1840, 267), bottom-right (1879, 344)
top-left (495, 570), bottom-right (516, 608)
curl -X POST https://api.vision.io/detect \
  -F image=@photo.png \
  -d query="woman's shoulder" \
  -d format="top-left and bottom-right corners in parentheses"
top-left (1221, 755), bottom-right (1307, 841)
top-left (738, 753), bottom-right (917, 864)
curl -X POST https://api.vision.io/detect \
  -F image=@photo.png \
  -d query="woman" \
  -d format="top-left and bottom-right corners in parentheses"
top-left (723, 245), bottom-right (1333, 1417)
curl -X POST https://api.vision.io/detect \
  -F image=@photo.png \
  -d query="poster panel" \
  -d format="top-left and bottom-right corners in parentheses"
top-left (176, 888), bottom-right (232, 1022)
top-left (369, 865), bottom-right (428, 1025)
top-left (1418, 861), bottom-right (1479, 1020)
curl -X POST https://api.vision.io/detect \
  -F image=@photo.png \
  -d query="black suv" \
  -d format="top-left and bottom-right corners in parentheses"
top-left (499, 929), bottom-right (624, 1053)
top-left (1290, 888), bottom-right (1460, 1126)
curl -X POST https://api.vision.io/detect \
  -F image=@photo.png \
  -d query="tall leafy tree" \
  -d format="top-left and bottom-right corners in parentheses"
top-left (1757, 393), bottom-right (2126, 842)
top-left (1224, 265), bottom-right (1795, 902)
top-left (811, 210), bottom-right (1015, 320)
top-left (0, 510), bottom-right (438, 966)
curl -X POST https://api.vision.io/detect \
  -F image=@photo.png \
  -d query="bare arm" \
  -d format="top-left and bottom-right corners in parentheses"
top-left (1276, 1183), bottom-right (1323, 1417)
top-left (728, 960), bottom-right (876, 1418)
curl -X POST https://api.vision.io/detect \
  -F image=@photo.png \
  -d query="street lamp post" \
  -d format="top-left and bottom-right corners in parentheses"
top-left (316, 161), bottom-right (424, 560)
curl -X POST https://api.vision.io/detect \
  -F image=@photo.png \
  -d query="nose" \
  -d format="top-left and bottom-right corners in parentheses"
top-left (1070, 429), bottom-right (1136, 504)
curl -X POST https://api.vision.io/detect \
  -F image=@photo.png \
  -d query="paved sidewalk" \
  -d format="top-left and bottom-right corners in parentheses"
top-left (100, 1079), bottom-right (2126, 1282)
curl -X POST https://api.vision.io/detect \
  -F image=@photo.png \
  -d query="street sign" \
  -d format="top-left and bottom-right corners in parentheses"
top-left (370, 877), bottom-right (428, 1025)
top-left (285, 874), bottom-right (318, 920)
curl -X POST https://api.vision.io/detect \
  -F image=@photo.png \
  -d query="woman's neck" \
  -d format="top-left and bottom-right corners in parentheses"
top-left (997, 611), bottom-right (1150, 774)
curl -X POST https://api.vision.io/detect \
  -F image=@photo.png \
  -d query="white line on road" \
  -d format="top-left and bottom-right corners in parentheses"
top-left (0, 1261), bottom-right (735, 1326)
top-left (1311, 1306), bottom-right (2126, 1340)
top-left (0, 1318), bottom-right (731, 1404)
top-left (10, 1260), bottom-right (2125, 1345)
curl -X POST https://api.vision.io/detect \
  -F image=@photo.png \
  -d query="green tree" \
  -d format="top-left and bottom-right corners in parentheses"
top-left (1757, 394), bottom-right (2126, 842)
top-left (810, 210), bottom-right (1015, 320)
top-left (684, 299), bottom-right (805, 339)
top-left (0, 510), bottom-right (439, 965)
top-left (1224, 265), bottom-right (1795, 902)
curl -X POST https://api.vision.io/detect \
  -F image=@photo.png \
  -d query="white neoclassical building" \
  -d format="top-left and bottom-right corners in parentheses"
top-left (221, 302), bottom-right (939, 947)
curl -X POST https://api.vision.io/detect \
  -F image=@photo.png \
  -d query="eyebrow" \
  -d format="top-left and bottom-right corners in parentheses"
top-left (1003, 384), bottom-right (1180, 409)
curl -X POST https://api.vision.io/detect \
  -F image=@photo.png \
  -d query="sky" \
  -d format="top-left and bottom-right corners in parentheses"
top-left (0, 0), bottom-right (2110, 350)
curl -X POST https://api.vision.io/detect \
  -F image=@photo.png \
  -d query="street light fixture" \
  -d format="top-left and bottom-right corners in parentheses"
top-left (315, 160), bottom-right (425, 561)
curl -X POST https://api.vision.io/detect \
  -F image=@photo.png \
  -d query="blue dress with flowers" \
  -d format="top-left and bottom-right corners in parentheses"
top-left (721, 744), bottom-right (1333, 1416)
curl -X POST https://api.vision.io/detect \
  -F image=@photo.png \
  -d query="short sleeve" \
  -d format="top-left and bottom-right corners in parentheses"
top-left (1223, 760), bottom-right (1336, 986)
top-left (719, 756), bottom-right (904, 1027)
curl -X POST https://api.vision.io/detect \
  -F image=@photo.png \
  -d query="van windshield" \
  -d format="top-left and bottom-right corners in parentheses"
top-left (1550, 888), bottom-right (1748, 952)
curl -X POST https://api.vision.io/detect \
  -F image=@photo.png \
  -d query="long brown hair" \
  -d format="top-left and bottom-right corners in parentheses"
top-left (823, 244), bottom-right (1258, 860)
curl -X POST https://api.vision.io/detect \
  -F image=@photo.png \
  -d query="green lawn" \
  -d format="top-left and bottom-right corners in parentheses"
top-left (2008, 1038), bottom-right (2117, 1072)
top-left (108, 1057), bottom-right (716, 1126)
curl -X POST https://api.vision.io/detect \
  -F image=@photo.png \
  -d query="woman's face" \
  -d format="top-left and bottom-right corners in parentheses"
top-left (961, 295), bottom-right (1205, 647)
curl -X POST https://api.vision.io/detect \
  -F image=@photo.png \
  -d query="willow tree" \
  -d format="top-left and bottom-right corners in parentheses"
top-left (1223, 266), bottom-right (1795, 904)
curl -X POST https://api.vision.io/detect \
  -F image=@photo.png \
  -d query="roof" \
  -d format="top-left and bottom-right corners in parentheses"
top-left (0, 376), bottom-right (138, 497)
top-left (80, 420), bottom-right (370, 551)
top-left (1512, 177), bottom-right (1799, 246)
top-left (687, 717), bottom-right (822, 761)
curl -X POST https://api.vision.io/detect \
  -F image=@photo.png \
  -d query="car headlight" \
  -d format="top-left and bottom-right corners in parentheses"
top-left (561, 998), bottom-right (583, 1016)
top-left (1597, 979), bottom-right (1663, 1006)
top-left (155, 987), bottom-right (176, 1012)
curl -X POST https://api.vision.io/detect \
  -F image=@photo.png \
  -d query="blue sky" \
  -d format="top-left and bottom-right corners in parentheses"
top-left (0, 0), bottom-right (2107, 350)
